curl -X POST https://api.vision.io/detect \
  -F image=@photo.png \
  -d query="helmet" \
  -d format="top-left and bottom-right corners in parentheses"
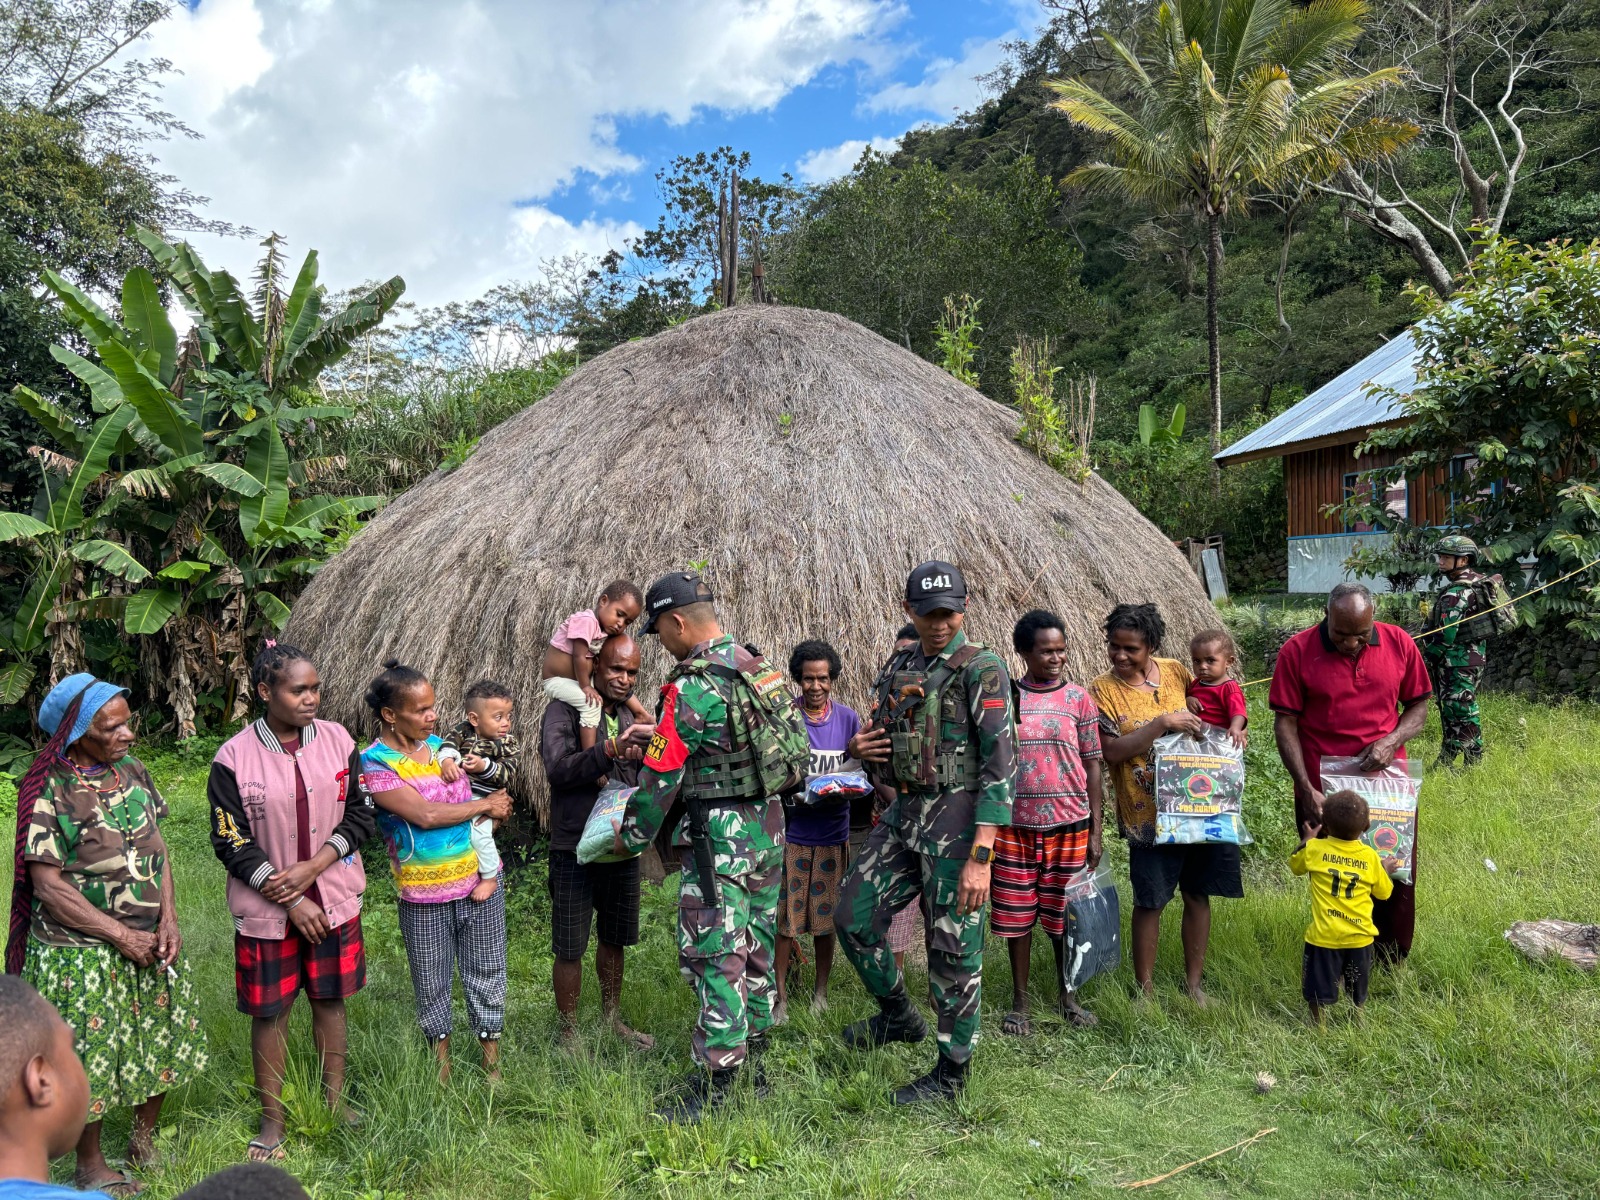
top-left (1435, 534), bottom-right (1478, 559)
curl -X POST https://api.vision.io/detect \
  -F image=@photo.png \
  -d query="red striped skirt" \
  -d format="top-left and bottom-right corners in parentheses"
top-left (989, 821), bottom-right (1090, 938)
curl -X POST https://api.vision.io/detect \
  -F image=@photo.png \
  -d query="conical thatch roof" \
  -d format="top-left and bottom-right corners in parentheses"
top-left (287, 305), bottom-right (1218, 820)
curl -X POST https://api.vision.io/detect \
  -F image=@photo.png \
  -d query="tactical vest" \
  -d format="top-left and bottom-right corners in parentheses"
top-left (671, 643), bottom-right (809, 805)
top-left (870, 642), bottom-right (983, 793)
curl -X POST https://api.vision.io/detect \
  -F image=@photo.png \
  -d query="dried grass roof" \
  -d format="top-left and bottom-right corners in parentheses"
top-left (287, 305), bottom-right (1218, 822)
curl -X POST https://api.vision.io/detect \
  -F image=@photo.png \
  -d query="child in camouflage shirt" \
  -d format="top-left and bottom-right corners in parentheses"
top-left (440, 681), bottom-right (521, 902)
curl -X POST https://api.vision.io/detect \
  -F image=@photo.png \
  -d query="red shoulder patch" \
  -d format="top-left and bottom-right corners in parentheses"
top-left (981, 697), bottom-right (1008, 710)
top-left (644, 683), bottom-right (689, 772)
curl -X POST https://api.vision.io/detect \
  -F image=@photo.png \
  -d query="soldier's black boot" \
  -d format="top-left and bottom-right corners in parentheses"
top-left (891, 1053), bottom-right (969, 1105)
top-left (746, 1033), bottom-right (772, 1098)
top-left (653, 1065), bottom-right (739, 1124)
top-left (842, 987), bottom-right (928, 1049)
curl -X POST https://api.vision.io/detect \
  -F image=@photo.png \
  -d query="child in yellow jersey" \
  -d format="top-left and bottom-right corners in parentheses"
top-left (1290, 790), bottom-right (1394, 1022)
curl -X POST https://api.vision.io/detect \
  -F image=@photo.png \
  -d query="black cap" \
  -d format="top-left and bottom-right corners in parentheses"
top-left (642, 571), bottom-right (715, 634)
top-left (905, 560), bottom-right (967, 615)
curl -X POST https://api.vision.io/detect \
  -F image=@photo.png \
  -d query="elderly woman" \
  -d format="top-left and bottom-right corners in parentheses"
top-left (209, 642), bottom-right (376, 1162)
top-left (1090, 604), bottom-right (1241, 1007)
top-left (360, 660), bottom-right (512, 1083)
top-left (6, 674), bottom-right (207, 1197)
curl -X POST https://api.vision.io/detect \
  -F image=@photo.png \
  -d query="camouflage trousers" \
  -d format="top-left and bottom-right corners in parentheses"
top-left (1435, 662), bottom-right (1484, 763)
top-left (676, 838), bottom-right (782, 1070)
top-left (837, 821), bottom-right (986, 1065)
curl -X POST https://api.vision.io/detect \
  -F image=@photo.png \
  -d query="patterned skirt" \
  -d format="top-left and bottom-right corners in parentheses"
top-left (24, 938), bottom-right (209, 1117)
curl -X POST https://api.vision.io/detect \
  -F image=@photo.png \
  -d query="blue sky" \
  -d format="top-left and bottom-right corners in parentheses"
top-left (146, 0), bottom-right (1041, 306)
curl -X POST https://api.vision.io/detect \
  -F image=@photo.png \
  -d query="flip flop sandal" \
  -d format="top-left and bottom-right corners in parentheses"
top-left (246, 1137), bottom-right (288, 1163)
top-left (81, 1172), bottom-right (141, 1198)
top-left (1000, 1010), bottom-right (1032, 1037)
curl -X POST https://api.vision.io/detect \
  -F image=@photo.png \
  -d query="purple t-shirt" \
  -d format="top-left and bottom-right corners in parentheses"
top-left (786, 702), bottom-right (862, 846)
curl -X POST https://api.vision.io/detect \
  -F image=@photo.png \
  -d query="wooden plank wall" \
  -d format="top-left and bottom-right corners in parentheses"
top-left (1284, 442), bottom-right (1451, 536)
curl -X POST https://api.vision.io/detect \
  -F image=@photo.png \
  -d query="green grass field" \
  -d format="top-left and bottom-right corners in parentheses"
top-left (14, 688), bottom-right (1600, 1199)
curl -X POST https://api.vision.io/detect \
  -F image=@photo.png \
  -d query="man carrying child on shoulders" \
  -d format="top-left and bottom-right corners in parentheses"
top-left (538, 635), bottom-right (656, 1052)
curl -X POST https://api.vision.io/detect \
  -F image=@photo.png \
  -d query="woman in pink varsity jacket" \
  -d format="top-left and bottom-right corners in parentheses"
top-left (208, 642), bottom-right (375, 1163)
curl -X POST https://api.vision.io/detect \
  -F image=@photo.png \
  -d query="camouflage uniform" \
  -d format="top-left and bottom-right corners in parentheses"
top-left (837, 629), bottom-right (1017, 1065)
top-left (618, 634), bottom-right (784, 1070)
top-left (1423, 571), bottom-right (1487, 765)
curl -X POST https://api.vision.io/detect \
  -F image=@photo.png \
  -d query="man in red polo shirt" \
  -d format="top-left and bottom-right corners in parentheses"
top-left (1270, 583), bottom-right (1432, 961)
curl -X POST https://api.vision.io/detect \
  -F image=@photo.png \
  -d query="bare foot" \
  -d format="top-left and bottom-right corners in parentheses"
top-left (1136, 980), bottom-right (1157, 1005)
top-left (1185, 984), bottom-right (1212, 1009)
top-left (557, 1022), bottom-right (586, 1056)
top-left (610, 1016), bottom-right (656, 1051)
top-left (434, 1037), bottom-right (452, 1085)
top-left (771, 998), bottom-right (789, 1026)
top-left (470, 875), bottom-right (499, 903)
top-left (482, 1038), bottom-right (502, 1083)
top-left (810, 991), bottom-right (829, 1015)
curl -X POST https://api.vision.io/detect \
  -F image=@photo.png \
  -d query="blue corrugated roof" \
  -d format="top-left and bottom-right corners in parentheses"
top-left (1215, 326), bottom-right (1418, 463)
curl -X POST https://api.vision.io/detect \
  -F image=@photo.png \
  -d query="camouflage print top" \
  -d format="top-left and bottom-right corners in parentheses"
top-left (618, 634), bottom-right (785, 856)
top-left (25, 757), bottom-right (169, 947)
top-left (870, 629), bottom-right (1017, 859)
top-left (1424, 573), bottom-right (1488, 670)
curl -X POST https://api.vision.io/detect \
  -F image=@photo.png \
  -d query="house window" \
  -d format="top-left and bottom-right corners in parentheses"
top-left (1343, 468), bottom-right (1409, 533)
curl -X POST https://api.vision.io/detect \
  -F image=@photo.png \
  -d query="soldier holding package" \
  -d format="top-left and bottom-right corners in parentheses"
top-left (837, 561), bottom-right (1017, 1104)
top-left (1423, 534), bottom-right (1493, 769)
top-left (614, 571), bottom-right (808, 1123)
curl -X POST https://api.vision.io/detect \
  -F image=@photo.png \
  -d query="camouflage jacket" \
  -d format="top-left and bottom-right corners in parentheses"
top-left (618, 634), bottom-right (785, 857)
top-left (25, 757), bottom-right (169, 947)
top-left (1424, 573), bottom-right (1487, 670)
top-left (869, 629), bottom-right (1017, 859)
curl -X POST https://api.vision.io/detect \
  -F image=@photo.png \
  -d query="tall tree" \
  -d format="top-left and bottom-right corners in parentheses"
top-left (1047, 0), bottom-right (1416, 481)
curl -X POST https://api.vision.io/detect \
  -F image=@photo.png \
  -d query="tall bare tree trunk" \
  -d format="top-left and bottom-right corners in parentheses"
top-left (1207, 210), bottom-right (1224, 497)
top-left (1328, 167), bottom-right (1456, 297)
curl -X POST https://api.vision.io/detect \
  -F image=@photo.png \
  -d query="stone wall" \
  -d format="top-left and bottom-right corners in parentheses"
top-left (1483, 627), bottom-right (1600, 700)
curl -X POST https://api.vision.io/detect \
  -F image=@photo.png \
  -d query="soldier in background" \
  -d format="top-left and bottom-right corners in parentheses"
top-left (837, 561), bottom-right (1017, 1104)
top-left (614, 572), bottom-right (806, 1122)
top-left (1423, 534), bottom-right (1490, 768)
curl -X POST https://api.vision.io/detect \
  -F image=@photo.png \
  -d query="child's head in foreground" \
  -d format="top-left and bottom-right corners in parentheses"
top-left (1190, 629), bottom-right (1236, 684)
top-left (595, 580), bottom-right (645, 637)
top-left (1321, 789), bottom-right (1370, 841)
top-left (0, 975), bottom-right (91, 1164)
top-left (464, 679), bottom-right (515, 740)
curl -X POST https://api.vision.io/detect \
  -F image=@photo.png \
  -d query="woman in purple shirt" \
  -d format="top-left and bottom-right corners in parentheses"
top-left (773, 640), bottom-right (862, 1023)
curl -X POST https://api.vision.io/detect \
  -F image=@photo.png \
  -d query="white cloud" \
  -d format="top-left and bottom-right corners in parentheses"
top-left (794, 135), bottom-right (902, 183)
top-left (865, 31), bottom-right (1014, 117)
top-left (146, 0), bottom-right (896, 306)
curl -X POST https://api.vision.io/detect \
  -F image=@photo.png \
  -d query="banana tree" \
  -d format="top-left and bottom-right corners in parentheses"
top-left (1, 235), bottom-right (399, 734)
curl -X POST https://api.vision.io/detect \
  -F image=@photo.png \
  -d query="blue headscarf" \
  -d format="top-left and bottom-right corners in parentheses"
top-left (37, 673), bottom-right (128, 748)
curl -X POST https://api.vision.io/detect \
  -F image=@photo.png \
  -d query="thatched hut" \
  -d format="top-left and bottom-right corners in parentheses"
top-left (287, 306), bottom-right (1217, 821)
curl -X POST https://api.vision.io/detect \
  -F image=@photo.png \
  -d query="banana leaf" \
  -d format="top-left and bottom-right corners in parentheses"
top-left (123, 588), bottom-right (182, 635)
top-left (70, 539), bottom-right (152, 583)
top-left (11, 385), bottom-right (87, 455)
top-left (41, 271), bottom-right (121, 347)
top-left (96, 342), bottom-right (203, 460)
top-left (47, 405), bottom-right (138, 531)
top-left (48, 346), bottom-right (122, 414)
top-left (238, 423), bottom-right (290, 545)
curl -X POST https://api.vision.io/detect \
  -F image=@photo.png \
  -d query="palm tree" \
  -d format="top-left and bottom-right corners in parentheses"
top-left (1048, 0), bottom-right (1416, 485)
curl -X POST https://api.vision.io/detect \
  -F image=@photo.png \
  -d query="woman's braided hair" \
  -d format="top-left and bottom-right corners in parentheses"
top-left (250, 640), bottom-right (313, 699)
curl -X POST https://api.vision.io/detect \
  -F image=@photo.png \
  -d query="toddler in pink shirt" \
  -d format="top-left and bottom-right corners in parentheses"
top-left (540, 580), bottom-right (649, 749)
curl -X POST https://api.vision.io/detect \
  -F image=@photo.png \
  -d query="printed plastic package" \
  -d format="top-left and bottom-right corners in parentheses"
top-left (1151, 728), bottom-right (1252, 845)
top-left (1320, 755), bottom-right (1421, 883)
top-left (576, 782), bottom-right (639, 864)
top-left (790, 770), bottom-right (873, 809)
top-left (1060, 863), bottom-right (1121, 991)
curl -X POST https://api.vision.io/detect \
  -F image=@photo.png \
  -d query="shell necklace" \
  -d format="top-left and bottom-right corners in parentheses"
top-left (61, 755), bottom-right (152, 882)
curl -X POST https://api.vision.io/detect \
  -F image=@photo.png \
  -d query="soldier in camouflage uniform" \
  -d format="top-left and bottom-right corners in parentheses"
top-left (838, 561), bottom-right (1017, 1104)
top-left (1423, 534), bottom-right (1488, 768)
top-left (615, 572), bottom-right (797, 1122)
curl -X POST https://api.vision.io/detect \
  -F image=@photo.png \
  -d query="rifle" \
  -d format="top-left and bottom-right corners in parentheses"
top-left (685, 799), bottom-right (721, 907)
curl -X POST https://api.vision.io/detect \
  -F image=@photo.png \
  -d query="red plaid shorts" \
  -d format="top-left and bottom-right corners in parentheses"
top-left (235, 915), bottom-right (366, 1017)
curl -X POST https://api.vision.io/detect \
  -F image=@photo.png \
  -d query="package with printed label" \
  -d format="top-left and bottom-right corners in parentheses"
top-left (1151, 728), bottom-right (1252, 845)
top-left (1320, 756), bottom-right (1421, 883)
top-left (576, 782), bottom-right (639, 864)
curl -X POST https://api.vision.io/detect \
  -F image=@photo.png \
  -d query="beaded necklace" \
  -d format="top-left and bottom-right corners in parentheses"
top-left (58, 753), bottom-right (151, 880)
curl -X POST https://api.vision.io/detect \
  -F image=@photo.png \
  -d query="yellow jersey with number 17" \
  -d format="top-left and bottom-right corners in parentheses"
top-left (1289, 836), bottom-right (1395, 949)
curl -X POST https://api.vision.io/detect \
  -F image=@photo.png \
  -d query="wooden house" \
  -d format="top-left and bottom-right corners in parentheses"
top-left (1215, 326), bottom-right (1469, 593)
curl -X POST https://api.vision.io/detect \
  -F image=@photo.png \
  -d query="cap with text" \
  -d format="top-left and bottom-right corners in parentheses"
top-left (905, 560), bottom-right (967, 615)
top-left (642, 571), bottom-right (716, 634)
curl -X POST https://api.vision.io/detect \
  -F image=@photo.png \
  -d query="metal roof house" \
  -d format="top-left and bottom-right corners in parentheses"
top-left (1215, 325), bottom-right (1458, 593)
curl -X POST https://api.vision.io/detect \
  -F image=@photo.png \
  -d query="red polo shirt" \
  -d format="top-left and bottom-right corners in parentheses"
top-left (1269, 620), bottom-right (1432, 766)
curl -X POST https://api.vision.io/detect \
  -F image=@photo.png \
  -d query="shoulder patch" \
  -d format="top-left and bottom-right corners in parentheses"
top-left (978, 664), bottom-right (1003, 695)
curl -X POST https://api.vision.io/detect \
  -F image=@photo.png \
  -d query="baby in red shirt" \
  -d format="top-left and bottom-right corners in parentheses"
top-left (1186, 629), bottom-right (1248, 748)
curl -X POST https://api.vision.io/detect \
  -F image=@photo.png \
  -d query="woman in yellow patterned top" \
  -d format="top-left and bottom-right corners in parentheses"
top-left (6, 674), bottom-right (206, 1197)
top-left (1090, 604), bottom-right (1241, 1007)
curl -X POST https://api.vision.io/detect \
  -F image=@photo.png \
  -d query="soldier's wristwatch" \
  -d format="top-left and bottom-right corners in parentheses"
top-left (969, 844), bottom-right (994, 865)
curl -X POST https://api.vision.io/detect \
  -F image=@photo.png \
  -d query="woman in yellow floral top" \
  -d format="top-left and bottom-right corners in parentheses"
top-left (1090, 605), bottom-right (1241, 1008)
top-left (7, 675), bottom-right (206, 1196)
